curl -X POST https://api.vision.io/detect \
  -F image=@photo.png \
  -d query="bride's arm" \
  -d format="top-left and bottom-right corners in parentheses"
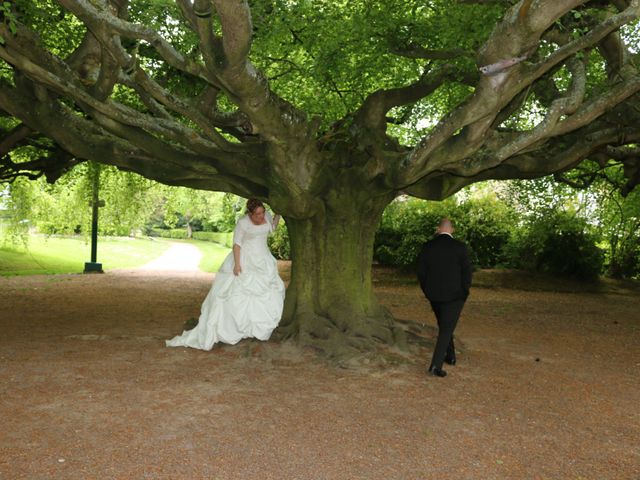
top-left (272, 213), bottom-right (281, 230)
top-left (232, 217), bottom-right (246, 275)
top-left (233, 245), bottom-right (242, 275)
top-left (265, 210), bottom-right (280, 230)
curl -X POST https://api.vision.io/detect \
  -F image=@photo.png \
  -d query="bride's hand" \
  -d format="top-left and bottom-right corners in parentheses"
top-left (233, 264), bottom-right (242, 276)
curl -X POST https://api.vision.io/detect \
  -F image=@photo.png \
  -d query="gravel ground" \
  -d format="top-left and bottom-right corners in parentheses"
top-left (0, 261), bottom-right (638, 480)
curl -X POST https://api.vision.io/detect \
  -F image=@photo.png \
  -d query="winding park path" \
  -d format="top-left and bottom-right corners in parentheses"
top-left (0, 255), bottom-right (639, 478)
top-left (137, 241), bottom-right (204, 272)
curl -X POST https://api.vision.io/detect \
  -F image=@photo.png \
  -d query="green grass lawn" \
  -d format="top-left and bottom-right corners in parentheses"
top-left (0, 235), bottom-right (172, 276)
top-left (189, 239), bottom-right (231, 273)
top-left (0, 234), bottom-right (232, 276)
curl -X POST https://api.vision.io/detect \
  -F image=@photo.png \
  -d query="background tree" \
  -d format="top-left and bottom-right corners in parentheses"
top-left (500, 165), bottom-right (640, 278)
top-left (1, 0), bottom-right (639, 357)
top-left (159, 189), bottom-right (245, 235)
top-left (594, 177), bottom-right (640, 277)
top-left (1, 162), bottom-right (168, 238)
top-left (552, 161), bottom-right (640, 277)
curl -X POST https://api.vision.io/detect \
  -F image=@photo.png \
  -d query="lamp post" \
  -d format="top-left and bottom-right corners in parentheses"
top-left (84, 162), bottom-right (104, 273)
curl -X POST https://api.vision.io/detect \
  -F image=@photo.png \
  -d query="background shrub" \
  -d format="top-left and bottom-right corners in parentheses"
top-left (374, 196), bottom-right (513, 269)
top-left (454, 197), bottom-right (515, 268)
top-left (504, 211), bottom-right (604, 280)
top-left (608, 245), bottom-right (640, 279)
top-left (268, 222), bottom-right (290, 260)
top-left (192, 231), bottom-right (233, 247)
top-left (149, 228), bottom-right (189, 239)
top-left (374, 198), bottom-right (451, 267)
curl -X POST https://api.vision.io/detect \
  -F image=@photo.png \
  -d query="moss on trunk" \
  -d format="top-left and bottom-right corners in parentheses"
top-left (275, 190), bottom-right (407, 361)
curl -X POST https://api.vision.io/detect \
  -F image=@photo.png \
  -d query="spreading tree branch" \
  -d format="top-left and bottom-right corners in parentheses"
top-left (398, 0), bottom-right (640, 187)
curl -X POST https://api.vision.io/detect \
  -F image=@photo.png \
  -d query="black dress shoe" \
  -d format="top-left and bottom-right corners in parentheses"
top-left (444, 356), bottom-right (456, 366)
top-left (427, 365), bottom-right (447, 377)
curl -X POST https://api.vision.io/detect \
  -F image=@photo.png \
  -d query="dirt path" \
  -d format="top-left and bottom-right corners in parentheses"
top-left (0, 266), bottom-right (638, 479)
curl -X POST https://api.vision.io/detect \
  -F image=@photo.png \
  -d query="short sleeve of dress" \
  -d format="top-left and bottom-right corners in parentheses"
top-left (233, 217), bottom-right (248, 246)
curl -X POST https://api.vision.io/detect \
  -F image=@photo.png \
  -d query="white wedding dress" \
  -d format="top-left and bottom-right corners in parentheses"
top-left (166, 212), bottom-right (285, 350)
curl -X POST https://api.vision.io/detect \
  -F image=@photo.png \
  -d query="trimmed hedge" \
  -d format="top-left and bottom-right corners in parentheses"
top-left (149, 228), bottom-right (189, 239)
top-left (192, 231), bottom-right (233, 247)
top-left (149, 225), bottom-right (287, 255)
top-left (149, 228), bottom-right (233, 248)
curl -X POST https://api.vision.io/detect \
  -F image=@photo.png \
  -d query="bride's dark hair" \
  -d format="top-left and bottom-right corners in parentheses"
top-left (246, 198), bottom-right (264, 214)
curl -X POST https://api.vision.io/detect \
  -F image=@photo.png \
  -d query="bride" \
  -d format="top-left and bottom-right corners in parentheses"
top-left (166, 198), bottom-right (286, 350)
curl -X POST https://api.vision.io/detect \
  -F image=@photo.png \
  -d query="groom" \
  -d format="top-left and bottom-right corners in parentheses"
top-left (417, 218), bottom-right (472, 377)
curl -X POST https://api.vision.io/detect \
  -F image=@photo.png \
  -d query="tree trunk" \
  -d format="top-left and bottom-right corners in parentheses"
top-left (276, 189), bottom-right (407, 360)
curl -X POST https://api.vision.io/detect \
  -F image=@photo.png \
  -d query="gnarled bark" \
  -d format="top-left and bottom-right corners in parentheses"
top-left (276, 187), bottom-right (406, 360)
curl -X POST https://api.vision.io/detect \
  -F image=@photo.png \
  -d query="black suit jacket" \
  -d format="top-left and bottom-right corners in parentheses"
top-left (416, 234), bottom-right (472, 302)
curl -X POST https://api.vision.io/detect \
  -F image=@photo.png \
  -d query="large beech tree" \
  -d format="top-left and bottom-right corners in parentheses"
top-left (1, 0), bottom-right (639, 356)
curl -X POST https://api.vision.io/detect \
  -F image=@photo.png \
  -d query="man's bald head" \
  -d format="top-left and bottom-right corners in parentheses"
top-left (437, 218), bottom-right (454, 234)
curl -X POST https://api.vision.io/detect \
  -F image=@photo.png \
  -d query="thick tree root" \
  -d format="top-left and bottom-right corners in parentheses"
top-left (393, 318), bottom-right (437, 348)
top-left (273, 314), bottom-right (468, 370)
top-left (274, 311), bottom-right (442, 368)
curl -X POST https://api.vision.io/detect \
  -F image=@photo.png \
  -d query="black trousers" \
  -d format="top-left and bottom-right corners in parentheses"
top-left (429, 298), bottom-right (466, 369)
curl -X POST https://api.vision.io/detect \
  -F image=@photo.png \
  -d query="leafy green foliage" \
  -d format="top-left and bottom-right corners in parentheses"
top-left (14, 0), bottom-right (85, 56)
top-left (500, 171), bottom-right (640, 279)
top-left (159, 189), bottom-right (245, 233)
top-left (6, 164), bottom-right (165, 238)
top-left (267, 221), bottom-right (290, 260)
top-left (374, 193), bottom-right (514, 269)
top-left (191, 231), bottom-right (233, 248)
top-left (498, 177), bottom-right (584, 222)
top-left (249, 0), bottom-right (501, 129)
top-left (1, 177), bottom-right (37, 245)
top-left (498, 177), bottom-right (608, 279)
top-left (454, 196), bottom-right (517, 268)
top-left (375, 197), bottom-right (454, 267)
top-left (1, 166), bottom-right (247, 245)
top-left (504, 211), bottom-right (604, 280)
top-left (149, 227), bottom-right (190, 239)
top-left (587, 169), bottom-right (640, 278)
top-left (0, 0), bottom-right (18, 45)
top-left (373, 179), bottom-right (633, 281)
